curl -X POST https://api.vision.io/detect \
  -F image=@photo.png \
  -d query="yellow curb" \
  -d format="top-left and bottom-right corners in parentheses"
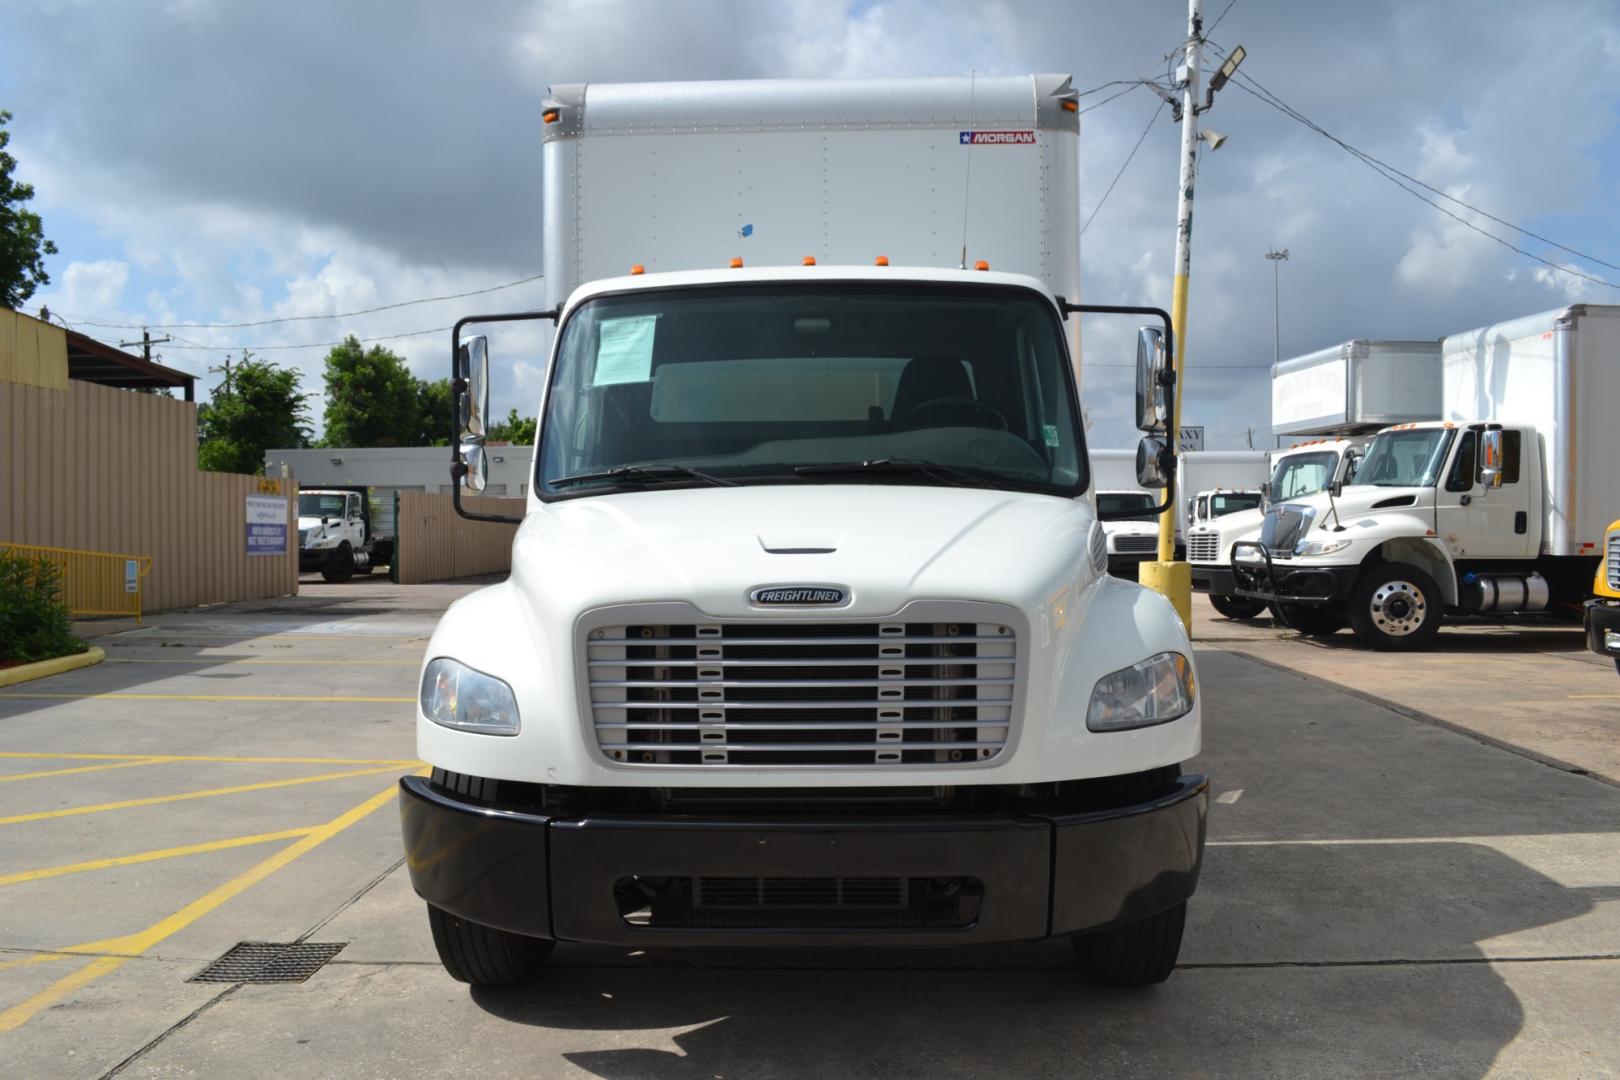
top-left (0, 647), bottom-right (106, 689)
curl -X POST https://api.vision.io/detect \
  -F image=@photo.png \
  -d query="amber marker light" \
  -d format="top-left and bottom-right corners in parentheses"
top-left (542, 109), bottom-right (560, 124)
top-left (729, 257), bottom-right (744, 268)
top-left (875, 256), bottom-right (890, 266)
top-left (629, 264), bottom-right (645, 275)
top-left (803, 256), bottom-right (817, 266)
top-left (974, 260), bottom-right (990, 271)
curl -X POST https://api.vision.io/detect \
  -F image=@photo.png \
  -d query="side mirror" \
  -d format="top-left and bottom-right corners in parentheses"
top-left (456, 335), bottom-right (491, 493)
top-left (1135, 435), bottom-right (1170, 487)
top-left (1329, 479), bottom-right (1344, 498)
top-left (1479, 429), bottom-right (1504, 488)
top-left (1134, 327), bottom-right (1168, 434)
top-left (1259, 480), bottom-right (1271, 506)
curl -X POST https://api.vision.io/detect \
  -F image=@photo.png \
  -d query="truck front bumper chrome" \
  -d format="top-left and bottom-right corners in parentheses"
top-left (398, 773), bottom-right (1208, 947)
top-left (1230, 542), bottom-right (1358, 606)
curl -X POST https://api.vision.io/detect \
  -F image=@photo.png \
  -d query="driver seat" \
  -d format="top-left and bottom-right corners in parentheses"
top-left (890, 356), bottom-right (973, 424)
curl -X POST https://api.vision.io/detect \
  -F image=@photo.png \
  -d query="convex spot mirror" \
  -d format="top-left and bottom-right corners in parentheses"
top-left (457, 335), bottom-right (491, 493)
top-left (1135, 327), bottom-right (1168, 434)
top-left (1136, 435), bottom-right (1170, 488)
top-left (1479, 429), bottom-right (1505, 489)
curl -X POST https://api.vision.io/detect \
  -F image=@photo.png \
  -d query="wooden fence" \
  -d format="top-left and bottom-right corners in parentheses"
top-left (0, 378), bottom-right (298, 612)
top-left (393, 491), bottom-right (523, 584)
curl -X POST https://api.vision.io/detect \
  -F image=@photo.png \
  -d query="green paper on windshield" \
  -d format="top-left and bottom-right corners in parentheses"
top-left (593, 315), bottom-right (658, 385)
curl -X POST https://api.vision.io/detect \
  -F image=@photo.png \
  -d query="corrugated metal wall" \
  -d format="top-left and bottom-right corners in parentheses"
top-left (0, 308), bottom-right (70, 390)
top-left (0, 378), bottom-right (298, 611)
top-left (394, 491), bottom-right (522, 584)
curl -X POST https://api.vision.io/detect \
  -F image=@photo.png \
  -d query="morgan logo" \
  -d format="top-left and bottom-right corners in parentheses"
top-left (959, 130), bottom-right (1036, 145)
top-left (749, 586), bottom-right (848, 606)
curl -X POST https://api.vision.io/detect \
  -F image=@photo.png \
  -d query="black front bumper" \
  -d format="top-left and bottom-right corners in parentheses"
top-left (399, 774), bottom-right (1208, 947)
top-left (298, 547), bottom-right (335, 572)
top-left (1230, 542), bottom-right (1358, 607)
top-left (1586, 599), bottom-right (1620, 663)
top-left (1190, 565), bottom-right (1236, 595)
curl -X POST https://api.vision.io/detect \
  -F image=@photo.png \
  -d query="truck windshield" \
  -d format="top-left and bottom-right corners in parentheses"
top-left (1096, 492), bottom-right (1157, 522)
top-left (537, 284), bottom-right (1085, 497)
top-left (299, 494), bottom-right (347, 517)
top-left (1209, 492), bottom-right (1263, 517)
top-left (1353, 429), bottom-right (1454, 488)
top-left (1269, 452), bottom-right (1340, 500)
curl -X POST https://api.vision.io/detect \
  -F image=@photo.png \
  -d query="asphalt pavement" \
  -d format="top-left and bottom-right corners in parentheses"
top-left (0, 579), bottom-right (1616, 1079)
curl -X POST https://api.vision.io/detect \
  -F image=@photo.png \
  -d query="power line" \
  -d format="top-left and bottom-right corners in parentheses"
top-left (1205, 0), bottom-right (1239, 36)
top-left (1078, 81), bottom-right (1146, 116)
top-left (1081, 99), bottom-right (1168, 236)
top-left (1206, 43), bottom-right (1620, 290)
top-left (155, 325), bottom-right (454, 351)
top-left (54, 271), bottom-right (545, 331)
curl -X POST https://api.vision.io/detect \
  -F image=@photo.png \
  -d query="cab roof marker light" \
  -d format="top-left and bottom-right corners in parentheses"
top-left (875, 255), bottom-right (889, 266)
top-left (629, 264), bottom-right (645, 275)
top-left (729, 257), bottom-right (744, 269)
top-left (974, 260), bottom-right (990, 271)
top-left (803, 256), bottom-right (816, 266)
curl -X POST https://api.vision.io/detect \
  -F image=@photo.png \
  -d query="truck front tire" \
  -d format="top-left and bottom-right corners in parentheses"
top-left (427, 904), bottom-right (553, 987)
top-left (1349, 562), bottom-right (1443, 650)
top-left (1274, 602), bottom-right (1348, 637)
top-left (1208, 594), bottom-right (1267, 620)
top-left (320, 542), bottom-right (355, 583)
top-left (1072, 901), bottom-right (1187, 987)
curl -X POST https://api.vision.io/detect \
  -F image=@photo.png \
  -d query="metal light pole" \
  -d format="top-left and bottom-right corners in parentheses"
top-left (1266, 248), bottom-right (1289, 369)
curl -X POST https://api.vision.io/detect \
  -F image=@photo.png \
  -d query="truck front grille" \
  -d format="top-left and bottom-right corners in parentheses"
top-left (1187, 532), bottom-right (1220, 563)
top-left (1112, 535), bottom-right (1159, 555)
top-left (1609, 532), bottom-right (1619, 591)
top-left (584, 619), bottom-right (1017, 768)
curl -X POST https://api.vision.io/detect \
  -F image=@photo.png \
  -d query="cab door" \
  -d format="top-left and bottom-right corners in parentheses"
top-left (1434, 429), bottom-right (1534, 560)
top-left (344, 493), bottom-right (367, 548)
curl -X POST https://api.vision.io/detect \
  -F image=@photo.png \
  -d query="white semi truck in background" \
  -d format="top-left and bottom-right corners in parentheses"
top-left (399, 76), bottom-right (1208, 991)
top-left (1092, 448), bottom-right (1267, 580)
top-left (1190, 340), bottom-right (1442, 620)
top-left (297, 487), bottom-right (395, 582)
top-left (1233, 307), bottom-right (1620, 648)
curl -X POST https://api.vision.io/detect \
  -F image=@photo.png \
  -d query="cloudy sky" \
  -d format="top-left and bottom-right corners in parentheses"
top-left (4, 0), bottom-right (1619, 450)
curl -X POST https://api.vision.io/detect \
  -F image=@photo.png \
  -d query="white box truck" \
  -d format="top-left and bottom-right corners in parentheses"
top-left (1091, 450), bottom-right (1268, 582)
top-left (1271, 339), bottom-right (1442, 437)
top-left (399, 76), bottom-right (1208, 989)
top-left (1232, 306), bottom-right (1620, 647)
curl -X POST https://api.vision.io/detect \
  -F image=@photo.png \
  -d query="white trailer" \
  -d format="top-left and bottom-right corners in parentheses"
top-left (1271, 339), bottom-right (1442, 438)
top-left (1233, 305), bottom-right (1620, 648)
top-left (403, 77), bottom-right (1207, 991)
top-left (1176, 450), bottom-right (1269, 534)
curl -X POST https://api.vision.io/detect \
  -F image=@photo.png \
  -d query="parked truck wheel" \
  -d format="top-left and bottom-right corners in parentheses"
top-left (427, 904), bottom-right (553, 987)
top-left (1349, 563), bottom-right (1443, 650)
top-left (1274, 602), bottom-right (1348, 637)
top-left (1208, 594), bottom-right (1267, 620)
top-left (320, 542), bottom-right (355, 583)
top-left (1072, 901), bottom-right (1187, 987)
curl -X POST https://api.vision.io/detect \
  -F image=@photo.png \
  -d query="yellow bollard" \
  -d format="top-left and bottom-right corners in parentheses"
top-left (1140, 560), bottom-right (1193, 636)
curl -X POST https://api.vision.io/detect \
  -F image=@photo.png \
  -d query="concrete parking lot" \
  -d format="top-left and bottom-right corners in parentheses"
top-left (2, 579), bottom-right (1617, 1078)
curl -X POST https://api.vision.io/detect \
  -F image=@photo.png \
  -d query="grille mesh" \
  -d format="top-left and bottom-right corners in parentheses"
top-left (1187, 532), bottom-right (1220, 564)
top-left (1112, 535), bottom-right (1158, 554)
top-left (586, 619), bottom-right (1016, 767)
top-left (1609, 533), bottom-right (1619, 591)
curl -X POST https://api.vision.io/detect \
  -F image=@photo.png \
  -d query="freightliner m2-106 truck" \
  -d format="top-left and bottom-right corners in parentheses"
top-left (399, 76), bottom-right (1207, 989)
top-left (1233, 307), bottom-right (1620, 648)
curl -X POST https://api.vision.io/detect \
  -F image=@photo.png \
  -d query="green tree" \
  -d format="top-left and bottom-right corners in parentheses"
top-left (196, 351), bottom-right (311, 473)
top-left (488, 407), bottom-right (537, 445)
top-left (0, 110), bottom-right (58, 309)
top-left (416, 376), bottom-right (454, 446)
top-left (321, 336), bottom-right (421, 448)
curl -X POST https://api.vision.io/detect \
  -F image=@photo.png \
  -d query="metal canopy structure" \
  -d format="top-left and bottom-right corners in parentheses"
top-left (64, 329), bottom-right (195, 401)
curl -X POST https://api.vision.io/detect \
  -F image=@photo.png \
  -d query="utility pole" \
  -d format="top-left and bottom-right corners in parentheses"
top-left (1266, 248), bottom-right (1290, 369)
top-left (208, 354), bottom-right (237, 396)
top-left (119, 327), bottom-right (172, 364)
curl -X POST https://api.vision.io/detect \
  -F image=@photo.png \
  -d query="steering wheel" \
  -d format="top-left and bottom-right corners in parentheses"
top-left (892, 397), bottom-right (1008, 432)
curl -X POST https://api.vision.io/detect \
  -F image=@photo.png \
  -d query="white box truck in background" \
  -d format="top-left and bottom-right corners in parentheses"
top-left (401, 76), bottom-right (1208, 991)
top-left (1234, 306), bottom-right (1620, 647)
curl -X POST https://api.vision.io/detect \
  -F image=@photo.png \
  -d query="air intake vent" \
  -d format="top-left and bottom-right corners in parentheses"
top-left (1371, 494), bottom-right (1417, 509)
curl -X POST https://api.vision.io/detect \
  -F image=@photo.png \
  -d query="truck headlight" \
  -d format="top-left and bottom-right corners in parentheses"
top-left (1295, 538), bottom-right (1351, 557)
top-left (420, 658), bottom-right (520, 736)
top-left (1087, 652), bottom-right (1195, 732)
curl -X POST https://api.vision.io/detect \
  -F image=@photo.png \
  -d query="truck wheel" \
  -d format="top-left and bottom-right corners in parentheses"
top-left (1349, 563), bottom-right (1443, 650)
top-left (320, 542), bottom-right (355, 583)
top-left (1275, 603), bottom-right (1348, 637)
top-left (1208, 594), bottom-right (1267, 620)
top-left (1072, 901), bottom-right (1187, 987)
top-left (427, 904), bottom-right (553, 987)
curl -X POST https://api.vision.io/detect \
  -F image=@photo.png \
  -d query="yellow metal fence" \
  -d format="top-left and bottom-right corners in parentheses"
top-left (1, 542), bottom-right (153, 622)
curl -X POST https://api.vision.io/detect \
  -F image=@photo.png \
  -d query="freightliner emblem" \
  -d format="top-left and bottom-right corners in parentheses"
top-left (749, 586), bottom-right (848, 606)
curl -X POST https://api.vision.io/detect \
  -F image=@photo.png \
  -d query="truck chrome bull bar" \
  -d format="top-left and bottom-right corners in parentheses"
top-left (1230, 541), bottom-right (1336, 606)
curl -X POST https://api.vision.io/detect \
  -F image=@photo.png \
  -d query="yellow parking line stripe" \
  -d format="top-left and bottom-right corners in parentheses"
top-left (0, 950), bottom-right (72, 973)
top-left (106, 658), bottom-right (417, 666)
top-left (0, 758), bottom-right (167, 784)
top-left (0, 751), bottom-right (420, 766)
top-left (0, 827), bottom-right (313, 887)
top-left (0, 777), bottom-right (410, 1033)
top-left (0, 692), bottom-right (414, 703)
top-left (0, 766), bottom-right (403, 827)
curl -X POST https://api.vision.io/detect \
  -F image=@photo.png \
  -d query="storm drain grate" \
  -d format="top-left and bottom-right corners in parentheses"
top-left (188, 941), bottom-right (346, 984)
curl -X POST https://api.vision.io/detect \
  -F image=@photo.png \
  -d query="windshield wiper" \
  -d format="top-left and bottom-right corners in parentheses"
top-left (551, 464), bottom-right (739, 489)
top-left (793, 457), bottom-right (996, 488)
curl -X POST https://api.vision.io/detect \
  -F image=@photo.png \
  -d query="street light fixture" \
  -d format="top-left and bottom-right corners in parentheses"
top-left (1265, 248), bottom-right (1290, 370)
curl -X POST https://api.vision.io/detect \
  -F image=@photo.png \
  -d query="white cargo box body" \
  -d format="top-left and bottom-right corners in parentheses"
top-left (1443, 304), bottom-right (1620, 557)
top-left (541, 75), bottom-right (1082, 353)
top-left (1272, 340), bottom-right (1442, 437)
top-left (1175, 450), bottom-right (1269, 534)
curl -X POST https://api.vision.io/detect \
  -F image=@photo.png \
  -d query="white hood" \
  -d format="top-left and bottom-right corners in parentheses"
top-left (507, 484), bottom-right (1097, 623)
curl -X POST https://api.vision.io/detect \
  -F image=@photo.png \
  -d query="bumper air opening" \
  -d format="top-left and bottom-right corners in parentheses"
top-left (613, 875), bottom-right (983, 929)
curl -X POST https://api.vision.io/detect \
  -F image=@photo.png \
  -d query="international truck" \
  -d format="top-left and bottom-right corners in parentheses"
top-left (1232, 306), bottom-right (1620, 648)
top-left (399, 75), bottom-right (1208, 990)
top-left (297, 487), bottom-right (394, 582)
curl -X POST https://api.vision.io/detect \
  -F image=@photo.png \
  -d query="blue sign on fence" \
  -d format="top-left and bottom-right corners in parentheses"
top-left (246, 495), bottom-right (288, 557)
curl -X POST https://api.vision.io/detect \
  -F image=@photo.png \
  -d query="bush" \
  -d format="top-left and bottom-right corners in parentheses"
top-left (0, 551), bottom-right (88, 663)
